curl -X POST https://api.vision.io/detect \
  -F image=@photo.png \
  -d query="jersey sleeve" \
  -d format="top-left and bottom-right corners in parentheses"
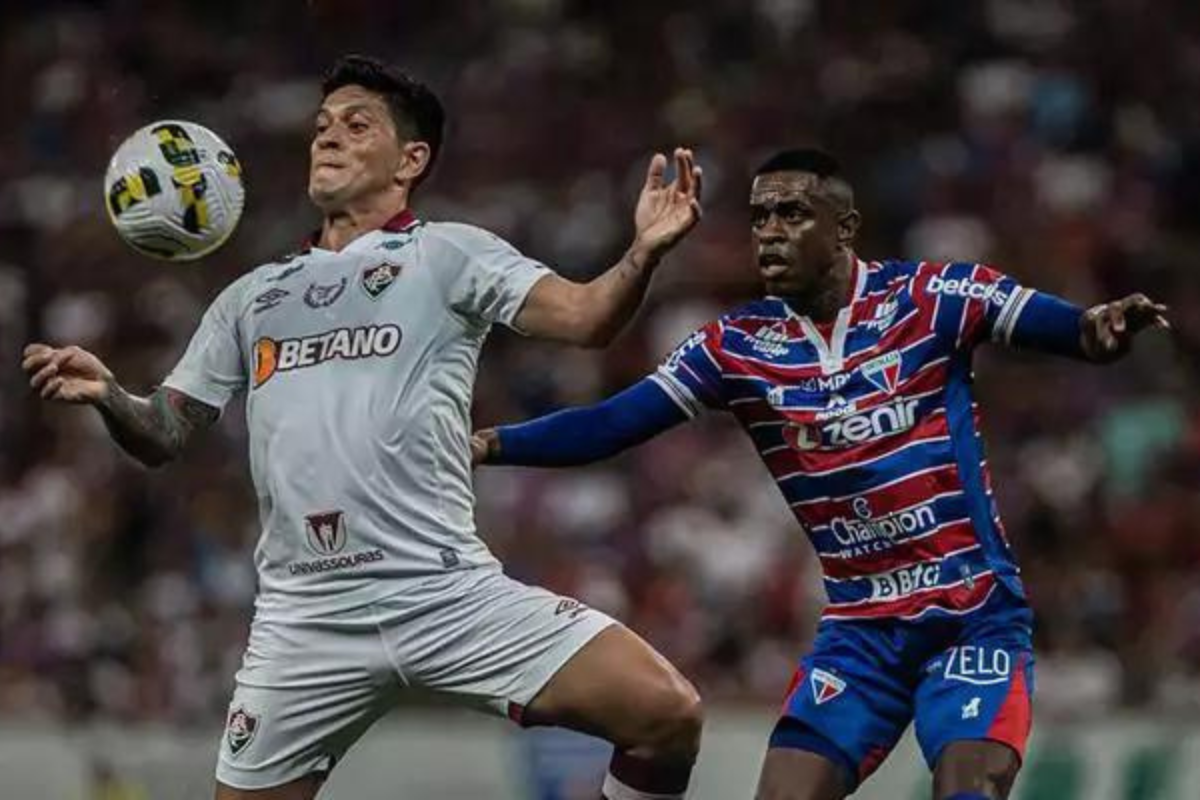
top-left (649, 322), bottom-right (727, 417)
top-left (161, 277), bottom-right (249, 411)
top-left (920, 261), bottom-right (1086, 356)
top-left (921, 261), bottom-right (1036, 350)
top-left (432, 223), bottom-right (553, 331)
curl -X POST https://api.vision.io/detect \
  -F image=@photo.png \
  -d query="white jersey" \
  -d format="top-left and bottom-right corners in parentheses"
top-left (163, 211), bottom-right (550, 619)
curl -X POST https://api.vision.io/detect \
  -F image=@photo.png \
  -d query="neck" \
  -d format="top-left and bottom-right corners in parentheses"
top-left (318, 193), bottom-right (410, 252)
top-left (782, 250), bottom-right (855, 323)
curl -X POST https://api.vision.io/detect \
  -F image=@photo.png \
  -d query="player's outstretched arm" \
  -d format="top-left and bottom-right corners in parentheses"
top-left (1079, 293), bottom-right (1170, 363)
top-left (514, 148), bottom-right (703, 348)
top-left (471, 377), bottom-right (688, 467)
top-left (22, 343), bottom-right (218, 468)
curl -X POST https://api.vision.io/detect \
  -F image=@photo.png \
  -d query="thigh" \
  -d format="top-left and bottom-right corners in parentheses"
top-left (215, 618), bottom-right (400, 793)
top-left (521, 624), bottom-right (699, 747)
top-left (774, 623), bottom-right (916, 792)
top-left (215, 774), bottom-right (324, 800)
top-left (755, 745), bottom-right (849, 800)
top-left (914, 639), bottom-right (1034, 774)
top-left (932, 740), bottom-right (1020, 799)
top-left (380, 569), bottom-right (618, 722)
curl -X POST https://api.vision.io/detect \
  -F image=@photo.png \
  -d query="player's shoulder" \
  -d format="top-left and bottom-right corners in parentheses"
top-left (415, 220), bottom-right (515, 256)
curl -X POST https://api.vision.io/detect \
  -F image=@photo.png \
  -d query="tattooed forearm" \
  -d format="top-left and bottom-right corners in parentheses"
top-left (94, 381), bottom-right (218, 467)
top-left (581, 245), bottom-right (660, 346)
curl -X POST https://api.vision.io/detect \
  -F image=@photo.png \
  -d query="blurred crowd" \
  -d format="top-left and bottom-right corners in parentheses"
top-left (1, 0), bottom-right (1198, 728)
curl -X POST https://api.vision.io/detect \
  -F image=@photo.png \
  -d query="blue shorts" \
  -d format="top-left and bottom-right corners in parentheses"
top-left (771, 587), bottom-right (1035, 791)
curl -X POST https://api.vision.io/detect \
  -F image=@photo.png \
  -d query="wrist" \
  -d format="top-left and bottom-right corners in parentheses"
top-left (626, 240), bottom-right (663, 272)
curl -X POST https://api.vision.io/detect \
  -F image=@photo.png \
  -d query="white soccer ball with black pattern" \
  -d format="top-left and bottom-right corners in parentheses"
top-left (104, 120), bottom-right (245, 261)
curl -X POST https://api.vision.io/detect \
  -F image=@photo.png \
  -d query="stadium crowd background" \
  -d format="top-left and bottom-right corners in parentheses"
top-left (0, 0), bottom-right (1197, 732)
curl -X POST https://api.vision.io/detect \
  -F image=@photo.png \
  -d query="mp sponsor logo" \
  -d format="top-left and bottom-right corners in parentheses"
top-left (287, 548), bottom-right (384, 576)
top-left (810, 668), bottom-right (846, 705)
top-left (829, 497), bottom-right (936, 557)
top-left (926, 274), bottom-right (1011, 307)
top-left (867, 561), bottom-right (941, 601)
top-left (253, 324), bottom-right (402, 387)
top-left (785, 398), bottom-right (920, 451)
top-left (943, 646), bottom-right (1012, 686)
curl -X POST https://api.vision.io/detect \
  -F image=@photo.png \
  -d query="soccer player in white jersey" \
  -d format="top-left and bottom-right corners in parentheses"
top-left (22, 56), bottom-right (706, 800)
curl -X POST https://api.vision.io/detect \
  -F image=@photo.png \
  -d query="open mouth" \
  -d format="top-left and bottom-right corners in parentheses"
top-left (759, 253), bottom-right (790, 277)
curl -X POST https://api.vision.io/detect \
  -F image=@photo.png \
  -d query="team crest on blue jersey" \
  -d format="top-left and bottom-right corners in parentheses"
top-left (861, 352), bottom-right (902, 395)
top-left (362, 263), bottom-right (402, 299)
top-left (811, 668), bottom-right (846, 705)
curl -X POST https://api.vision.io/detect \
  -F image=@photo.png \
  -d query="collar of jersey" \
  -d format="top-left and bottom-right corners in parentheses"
top-left (765, 256), bottom-right (868, 376)
top-left (302, 208), bottom-right (419, 255)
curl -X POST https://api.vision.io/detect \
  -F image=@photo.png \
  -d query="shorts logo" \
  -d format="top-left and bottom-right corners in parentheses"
top-left (303, 277), bottom-right (348, 308)
top-left (860, 352), bottom-right (902, 395)
top-left (811, 668), bottom-right (846, 705)
top-left (362, 263), bottom-right (403, 299)
top-left (943, 646), bottom-right (1012, 685)
top-left (226, 706), bottom-right (259, 757)
top-left (252, 287), bottom-right (290, 314)
top-left (305, 510), bottom-right (347, 556)
top-left (962, 696), bottom-right (981, 720)
top-left (253, 324), bottom-right (402, 387)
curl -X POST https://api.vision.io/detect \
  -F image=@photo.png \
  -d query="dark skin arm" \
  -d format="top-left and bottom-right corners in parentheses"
top-left (22, 343), bottom-right (218, 468)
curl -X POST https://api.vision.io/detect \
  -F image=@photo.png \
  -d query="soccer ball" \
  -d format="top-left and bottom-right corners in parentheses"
top-left (104, 120), bottom-right (245, 261)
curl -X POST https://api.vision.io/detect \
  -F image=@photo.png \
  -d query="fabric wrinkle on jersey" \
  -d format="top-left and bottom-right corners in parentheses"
top-left (652, 257), bottom-right (1038, 624)
top-left (162, 211), bottom-right (553, 620)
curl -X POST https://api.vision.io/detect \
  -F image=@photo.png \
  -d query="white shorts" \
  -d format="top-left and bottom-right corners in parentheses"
top-left (215, 567), bottom-right (615, 791)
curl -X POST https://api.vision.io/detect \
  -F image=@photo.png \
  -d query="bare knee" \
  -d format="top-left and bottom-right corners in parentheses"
top-left (628, 675), bottom-right (704, 762)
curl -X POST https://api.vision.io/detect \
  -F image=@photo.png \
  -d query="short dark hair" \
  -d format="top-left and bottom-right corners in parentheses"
top-left (754, 148), bottom-right (854, 210)
top-left (755, 148), bottom-right (842, 179)
top-left (322, 55), bottom-right (445, 186)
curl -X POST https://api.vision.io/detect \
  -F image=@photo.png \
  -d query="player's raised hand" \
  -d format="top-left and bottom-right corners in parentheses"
top-left (22, 343), bottom-right (114, 404)
top-left (632, 148), bottom-right (703, 261)
top-left (1081, 294), bottom-right (1170, 363)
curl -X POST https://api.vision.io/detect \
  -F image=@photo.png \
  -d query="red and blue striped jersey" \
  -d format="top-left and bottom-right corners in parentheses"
top-left (651, 258), bottom-right (1040, 622)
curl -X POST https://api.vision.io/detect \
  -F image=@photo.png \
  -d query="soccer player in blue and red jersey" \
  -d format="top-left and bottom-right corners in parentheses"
top-left (471, 149), bottom-right (1170, 800)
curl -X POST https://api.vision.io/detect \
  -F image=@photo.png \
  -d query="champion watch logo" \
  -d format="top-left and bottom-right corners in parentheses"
top-left (811, 668), bottom-right (846, 705)
top-left (861, 351), bottom-right (902, 395)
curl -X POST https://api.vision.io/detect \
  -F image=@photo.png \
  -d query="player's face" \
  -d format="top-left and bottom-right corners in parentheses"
top-left (750, 171), bottom-right (843, 297)
top-left (309, 86), bottom-right (407, 211)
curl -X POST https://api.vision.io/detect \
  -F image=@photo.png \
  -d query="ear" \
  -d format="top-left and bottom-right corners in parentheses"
top-left (394, 141), bottom-right (432, 186)
top-left (837, 209), bottom-right (861, 245)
